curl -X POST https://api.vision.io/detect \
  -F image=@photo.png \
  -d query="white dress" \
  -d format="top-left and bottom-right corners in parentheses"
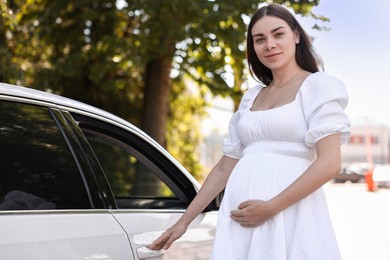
top-left (211, 72), bottom-right (351, 260)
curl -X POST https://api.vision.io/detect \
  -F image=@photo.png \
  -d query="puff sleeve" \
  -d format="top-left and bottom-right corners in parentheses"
top-left (301, 72), bottom-right (351, 148)
top-left (222, 86), bottom-right (262, 159)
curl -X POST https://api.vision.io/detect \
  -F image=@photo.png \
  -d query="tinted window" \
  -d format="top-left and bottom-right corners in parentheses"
top-left (0, 101), bottom-right (91, 210)
top-left (79, 129), bottom-right (192, 209)
top-left (84, 131), bottom-right (183, 209)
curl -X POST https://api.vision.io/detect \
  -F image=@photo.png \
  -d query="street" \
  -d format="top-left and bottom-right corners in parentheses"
top-left (324, 183), bottom-right (390, 260)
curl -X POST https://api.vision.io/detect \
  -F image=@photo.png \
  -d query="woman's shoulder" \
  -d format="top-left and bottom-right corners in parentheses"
top-left (237, 84), bottom-right (264, 111)
top-left (304, 71), bottom-right (344, 88)
top-left (245, 84), bottom-right (264, 95)
top-left (300, 71), bottom-right (348, 109)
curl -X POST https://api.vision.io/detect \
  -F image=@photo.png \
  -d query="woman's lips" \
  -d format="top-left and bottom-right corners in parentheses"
top-left (265, 52), bottom-right (281, 58)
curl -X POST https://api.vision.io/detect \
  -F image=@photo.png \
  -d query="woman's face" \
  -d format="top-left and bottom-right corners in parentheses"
top-left (251, 15), bottom-right (299, 71)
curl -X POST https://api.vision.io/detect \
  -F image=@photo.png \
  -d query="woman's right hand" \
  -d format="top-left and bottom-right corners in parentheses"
top-left (148, 222), bottom-right (188, 250)
top-left (148, 156), bottom-right (236, 251)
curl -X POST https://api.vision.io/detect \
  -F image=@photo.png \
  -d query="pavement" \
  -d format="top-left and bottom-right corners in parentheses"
top-left (324, 183), bottom-right (390, 260)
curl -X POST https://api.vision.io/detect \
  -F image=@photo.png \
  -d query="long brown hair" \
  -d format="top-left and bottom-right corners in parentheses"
top-left (246, 4), bottom-right (323, 85)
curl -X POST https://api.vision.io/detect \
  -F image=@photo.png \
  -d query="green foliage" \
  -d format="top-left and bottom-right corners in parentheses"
top-left (0, 1), bottom-right (20, 82)
top-left (1, 0), bottom-right (145, 123)
top-left (167, 78), bottom-right (207, 181)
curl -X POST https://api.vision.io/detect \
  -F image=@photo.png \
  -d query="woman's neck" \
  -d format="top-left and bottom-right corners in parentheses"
top-left (271, 64), bottom-right (302, 87)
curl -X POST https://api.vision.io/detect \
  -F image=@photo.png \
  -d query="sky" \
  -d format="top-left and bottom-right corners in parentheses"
top-left (298, 0), bottom-right (390, 126)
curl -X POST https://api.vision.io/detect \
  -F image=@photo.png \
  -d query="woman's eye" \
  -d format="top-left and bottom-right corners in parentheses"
top-left (255, 38), bottom-right (265, 43)
top-left (275, 33), bottom-right (284, 38)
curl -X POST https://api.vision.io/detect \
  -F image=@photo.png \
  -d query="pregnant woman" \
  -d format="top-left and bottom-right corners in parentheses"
top-left (150, 3), bottom-right (350, 259)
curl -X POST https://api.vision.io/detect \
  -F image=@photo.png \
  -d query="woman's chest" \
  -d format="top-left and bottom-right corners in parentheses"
top-left (237, 100), bottom-right (307, 144)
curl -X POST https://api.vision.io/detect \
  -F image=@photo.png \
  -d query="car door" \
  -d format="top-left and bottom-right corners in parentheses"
top-left (0, 100), bottom-right (134, 260)
top-left (71, 112), bottom-right (218, 260)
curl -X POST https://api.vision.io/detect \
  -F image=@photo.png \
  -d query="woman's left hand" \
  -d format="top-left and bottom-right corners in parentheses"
top-left (230, 199), bottom-right (276, 228)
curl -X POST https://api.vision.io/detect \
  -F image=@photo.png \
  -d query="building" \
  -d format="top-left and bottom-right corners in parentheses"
top-left (342, 117), bottom-right (390, 165)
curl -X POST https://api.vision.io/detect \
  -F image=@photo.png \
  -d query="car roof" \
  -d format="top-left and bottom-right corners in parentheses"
top-left (0, 82), bottom-right (128, 125)
top-left (0, 82), bottom-right (200, 189)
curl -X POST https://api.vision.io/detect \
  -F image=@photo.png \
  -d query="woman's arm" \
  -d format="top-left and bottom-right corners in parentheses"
top-left (231, 133), bottom-right (341, 227)
top-left (149, 155), bottom-right (238, 250)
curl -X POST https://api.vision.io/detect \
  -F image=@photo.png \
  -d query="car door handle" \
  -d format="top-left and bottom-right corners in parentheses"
top-left (136, 246), bottom-right (165, 259)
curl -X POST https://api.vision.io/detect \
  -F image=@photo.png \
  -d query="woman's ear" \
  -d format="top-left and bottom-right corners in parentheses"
top-left (294, 30), bottom-right (300, 44)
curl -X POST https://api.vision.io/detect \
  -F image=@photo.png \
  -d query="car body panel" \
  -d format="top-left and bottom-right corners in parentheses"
top-left (373, 165), bottom-right (390, 188)
top-left (0, 211), bottom-right (134, 260)
top-left (112, 210), bottom-right (217, 259)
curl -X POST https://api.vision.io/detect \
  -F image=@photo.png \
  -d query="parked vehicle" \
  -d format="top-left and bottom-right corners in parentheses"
top-left (0, 82), bottom-right (219, 259)
top-left (333, 167), bottom-right (363, 183)
top-left (332, 163), bottom-right (369, 183)
top-left (373, 165), bottom-right (390, 188)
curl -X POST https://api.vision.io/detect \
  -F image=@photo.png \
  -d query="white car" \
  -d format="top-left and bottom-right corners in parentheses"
top-left (0, 82), bottom-right (219, 259)
top-left (373, 165), bottom-right (390, 188)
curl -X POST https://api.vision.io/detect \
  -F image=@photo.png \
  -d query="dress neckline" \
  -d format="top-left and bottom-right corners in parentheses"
top-left (249, 72), bottom-right (315, 112)
top-left (249, 98), bottom-right (297, 113)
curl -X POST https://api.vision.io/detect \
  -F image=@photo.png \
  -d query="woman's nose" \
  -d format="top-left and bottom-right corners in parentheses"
top-left (265, 40), bottom-right (277, 50)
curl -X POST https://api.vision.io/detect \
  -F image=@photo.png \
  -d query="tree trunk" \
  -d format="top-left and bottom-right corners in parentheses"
top-left (136, 54), bottom-right (174, 196)
top-left (142, 54), bottom-right (173, 147)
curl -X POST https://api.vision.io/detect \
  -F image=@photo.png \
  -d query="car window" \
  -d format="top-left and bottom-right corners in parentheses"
top-left (83, 130), bottom-right (185, 209)
top-left (0, 101), bottom-right (91, 210)
top-left (70, 113), bottom-right (196, 210)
